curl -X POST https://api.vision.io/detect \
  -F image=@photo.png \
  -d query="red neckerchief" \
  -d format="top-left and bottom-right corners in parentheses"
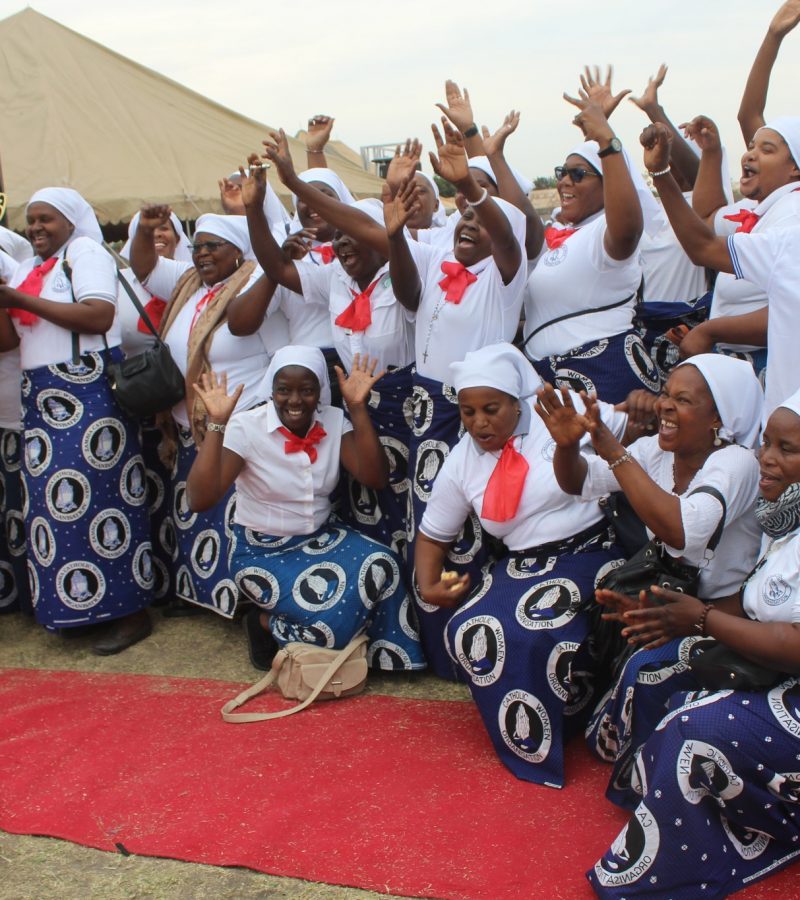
top-left (544, 226), bottom-right (578, 250)
top-left (334, 276), bottom-right (381, 332)
top-left (136, 297), bottom-right (168, 334)
top-left (723, 209), bottom-right (760, 234)
top-left (8, 256), bottom-right (59, 325)
top-left (278, 422), bottom-right (327, 463)
top-left (310, 243), bottom-right (336, 265)
top-left (189, 286), bottom-right (221, 332)
top-left (480, 436), bottom-right (529, 522)
top-left (438, 261), bottom-right (478, 304)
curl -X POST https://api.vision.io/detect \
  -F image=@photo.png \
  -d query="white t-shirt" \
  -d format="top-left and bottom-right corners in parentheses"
top-left (145, 257), bottom-right (270, 427)
top-left (414, 215), bottom-right (458, 252)
top-left (269, 259), bottom-right (333, 348)
top-left (742, 529), bottom-right (800, 623)
top-left (10, 237), bottom-right (121, 370)
top-left (0, 225), bottom-right (32, 264)
top-left (581, 437), bottom-right (761, 598)
top-left (0, 251), bottom-right (22, 429)
top-left (523, 212), bottom-right (642, 359)
top-left (408, 241), bottom-right (527, 383)
top-left (117, 269), bottom-right (162, 357)
top-left (728, 226), bottom-right (800, 418)
top-left (224, 401), bottom-right (352, 535)
top-left (710, 185), bottom-right (800, 351)
top-left (420, 396), bottom-right (627, 551)
top-left (297, 260), bottom-right (415, 373)
top-left (639, 194), bottom-right (706, 303)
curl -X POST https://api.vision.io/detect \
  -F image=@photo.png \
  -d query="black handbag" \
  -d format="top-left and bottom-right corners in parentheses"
top-left (105, 273), bottom-right (185, 419)
top-left (688, 641), bottom-right (783, 692)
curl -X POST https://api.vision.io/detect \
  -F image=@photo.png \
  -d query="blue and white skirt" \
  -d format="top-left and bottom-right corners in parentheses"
top-left (531, 328), bottom-right (661, 405)
top-left (140, 419), bottom-right (173, 603)
top-left (635, 293), bottom-right (712, 383)
top-left (0, 427), bottom-right (31, 614)
top-left (445, 523), bottom-right (621, 787)
top-left (338, 365), bottom-right (413, 563)
top-left (170, 423), bottom-right (238, 617)
top-left (230, 520), bottom-right (425, 670)
top-left (21, 349), bottom-right (154, 630)
top-left (590, 680), bottom-right (800, 898)
top-left (408, 371), bottom-right (490, 680)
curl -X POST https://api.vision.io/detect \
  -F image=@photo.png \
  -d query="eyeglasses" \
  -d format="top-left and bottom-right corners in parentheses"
top-left (554, 166), bottom-right (600, 184)
top-left (190, 240), bottom-right (230, 253)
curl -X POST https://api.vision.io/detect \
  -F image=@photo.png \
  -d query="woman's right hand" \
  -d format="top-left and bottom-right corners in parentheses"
top-left (262, 129), bottom-right (298, 187)
top-left (238, 154), bottom-right (267, 210)
top-left (193, 370), bottom-right (244, 425)
top-left (769, 0), bottom-right (800, 38)
top-left (421, 571), bottom-right (471, 608)
top-left (382, 176), bottom-right (422, 237)
top-left (435, 79), bottom-right (476, 134)
top-left (640, 123), bottom-right (672, 173)
top-left (281, 229), bottom-right (318, 260)
top-left (679, 115), bottom-right (722, 155)
top-left (137, 204), bottom-right (172, 231)
top-left (535, 383), bottom-right (589, 447)
top-left (385, 139), bottom-right (422, 196)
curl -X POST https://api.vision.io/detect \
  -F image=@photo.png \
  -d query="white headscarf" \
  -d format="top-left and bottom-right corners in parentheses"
top-left (260, 345), bottom-right (331, 408)
top-left (451, 342), bottom-right (543, 399)
top-left (289, 167), bottom-right (356, 234)
top-left (351, 198), bottom-right (385, 228)
top-left (468, 155), bottom-right (532, 196)
top-left (778, 387), bottom-right (800, 420)
top-left (414, 171), bottom-right (448, 228)
top-left (120, 211), bottom-right (193, 263)
top-left (194, 214), bottom-right (254, 261)
top-left (27, 188), bottom-right (103, 244)
top-left (762, 117), bottom-right (800, 169)
top-left (567, 140), bottom-right (664, 237)
top-left (677, 353), bottom-right (764, 449)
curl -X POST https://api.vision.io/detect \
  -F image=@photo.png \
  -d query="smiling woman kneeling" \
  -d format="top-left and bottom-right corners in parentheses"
top-left (186, 347), bottom-right (425, 672)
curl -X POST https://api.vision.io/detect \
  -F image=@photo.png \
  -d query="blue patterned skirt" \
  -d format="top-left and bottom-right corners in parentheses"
top-left (445, 523), bottom-right (621, 787)
top-left (635, 293), bottom-right (712, 383)
top-left (0, 427), bottom-right (31, 614)
top-left (21, 349), bottom-right (154, 629)
top-left (530, 328), bottom-right (661, 404)
top-left (229, 519), bottom-right (425, 670)
top-left (590, 680), bottom-right (800, 898)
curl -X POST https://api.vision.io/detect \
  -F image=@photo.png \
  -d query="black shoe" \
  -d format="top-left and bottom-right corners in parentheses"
top-left (244, 607), bottom-right (278, 671)
top-left (92, 610), bottom-right (152, 656)
top-left (162, 599), bottom-right (204, 618)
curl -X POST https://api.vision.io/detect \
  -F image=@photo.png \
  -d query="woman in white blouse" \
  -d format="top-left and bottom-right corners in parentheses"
top-left (186, 346), bottom-right (424, 672)
top-left (538, 353), bottom-right (764, 804)
top-left (129, 206), bottom-right (273, 618)
top-left (590, 387), bottom-right (800, 898)
top-left (415, 342), bottom-right (627, 788)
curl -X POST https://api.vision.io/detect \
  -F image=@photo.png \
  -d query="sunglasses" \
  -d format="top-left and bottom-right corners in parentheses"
top-left (190, 240), bottom-right (230, 253)
top-left (554, 165), bottom-right (600, 184)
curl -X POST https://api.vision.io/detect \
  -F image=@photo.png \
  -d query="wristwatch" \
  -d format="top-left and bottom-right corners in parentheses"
top-left (598, 137), bottom-right (623, 158)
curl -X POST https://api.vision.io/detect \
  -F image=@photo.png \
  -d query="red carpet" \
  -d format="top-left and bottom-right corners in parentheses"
top-left (0, 668), bottom-right (796, 899)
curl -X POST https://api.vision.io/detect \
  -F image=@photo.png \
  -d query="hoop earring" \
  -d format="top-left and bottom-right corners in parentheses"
top-left (713, 426), bottom-right (722, 447)
top-left (235, 256), bottom-right (242, 269)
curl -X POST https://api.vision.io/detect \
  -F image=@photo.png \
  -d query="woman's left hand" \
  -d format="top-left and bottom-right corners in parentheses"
top-left (193, 370), bottom-right (244, 425)
top-left (262, 128), bottom-right (297, 186)
top-left (583, 394), bottom-right (626, 461)
top-left (481, 110), bottom-right (520, 157)
top-left (336, 353), bottom-right (385, 408)
top-left (621, 586), bottom-right (706, 649)
top-left (563, 94), bottom-right (615, 144)
top-left (577, 65), bottom-right (631, 119)
top-left (429, 119), bottom-right (470, 187)
top-left (238, 153), bottom-right (267, 210)
top-left (640, 123), bottom-right (672, 174)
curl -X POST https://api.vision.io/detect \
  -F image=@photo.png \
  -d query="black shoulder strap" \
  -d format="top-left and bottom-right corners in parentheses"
top-left (63, 255), bottom-right (110, 365)
top-left (117, 270), bottom-right (161, 338)
top-left (687, 485), bottom-right (727, 555)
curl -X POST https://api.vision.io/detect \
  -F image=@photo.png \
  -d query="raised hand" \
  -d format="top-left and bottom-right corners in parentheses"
top-left (336, 353), bottom-right (385, 408)
top-left (281, 229), bottom-right (318, 260)
top-left (429, 119), bottom-right (469, 186)
top-left (305, 115), bottom-right (334, 153)
top-left (577, 65), bottom-right (631, 119)
top-left (386, 138), bottom-right (422, 195)
top-left (629, 64), bottom-right (668, 114)
top-left (535, 383), bottom-right (590, 447)
top-left (481, 110), bottom-right (520, 158)
top-left (563, 94), bottom-right (614, 144)
top-left (261, 128), bottom-right (297, 186)
top-left (676, 322), bottom-right (715, 359)
top-left (382, 177), bottom-right (422, 238)
top-left (218, 177), bottom-right (245, 215)
top-left (769, 0), bottom-right (800, 38)
top-left (640, 122), bottom-right (672, 173)
top-left (238, 153), bottom-right (268, 210)
top-left (137, 204), bottom-right (172, 231)
top-left (679, 115), bottom-right (722, 154)
top-left (193, 371), bottom-right (244, 424)
top-left (583, 394), bottom-right (625, 461)
top-left (435, 79), bottom-right (475, 134)
top-left (618, 389), bottom-right (658, 440)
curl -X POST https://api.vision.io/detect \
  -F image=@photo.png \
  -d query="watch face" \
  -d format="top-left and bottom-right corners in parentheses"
top-left (599, 137), bottom-right (622, 157)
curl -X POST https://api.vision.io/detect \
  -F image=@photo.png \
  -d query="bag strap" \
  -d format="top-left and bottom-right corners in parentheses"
top-left (221, 633), bottom-right (368, 723)
top-left (116, 270), bottom-right (162, 339)
top-left (687, 485), bottom-right (727, 556)
top-left (63, 256), bottom-right (109, 365)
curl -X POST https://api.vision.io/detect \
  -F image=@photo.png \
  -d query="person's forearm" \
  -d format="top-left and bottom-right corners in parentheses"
top-left (706, 609), bottom-right (800, 673)
top-left (186, 430), bottom-right (230, 511)
top-left (699, 308), bottom-right (768, 348)
top-left (602, 152), bottom-right (643, 259)
top-left (738, 31), bottom-right (781, 143)
top-left (226, 275), bottom-right (277, 336)
top-left (486, 150), bottom-right (544, 258)
top-left (0, 309), bottom-right (20, 351)
top-left (652, 172), bottom-right (734, 272)
top-left (347, 403), bottom-right (389, 489)
top-left (2, 291), bottom-right (113, 334)
top-left (387, 232), bottom-right (421, 312)
top-left (245, 204), bottom-right (300, 292)
top-left (690, 148), bottom-right (728, 221)
top-left (641, 103), bottom-right (700, 188)
top-left (552, 443), bottom-right (589, 495)
top-left (129, 225), bottom-right (158, 282)
top-left (305, 148), bottom-right (328, 169)
top-left (415, 533), bottom-right (450, 599)
top-left (455, 173), bottom-right (520, 281)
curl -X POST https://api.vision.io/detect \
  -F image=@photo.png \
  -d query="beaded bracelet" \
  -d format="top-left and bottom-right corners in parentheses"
top-left (694, 602), bottom-right (716, 635)
top-left (607, 451), bottom-right (633, 471)
top-left (648, 166), bottom-right (672, 178)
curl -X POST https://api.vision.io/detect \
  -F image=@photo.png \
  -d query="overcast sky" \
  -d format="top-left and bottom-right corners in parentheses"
top-left (1, 1), bottom-right (798, 183)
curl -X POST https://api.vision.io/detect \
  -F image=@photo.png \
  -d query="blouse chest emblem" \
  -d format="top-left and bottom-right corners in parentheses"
top-left (50, 273), bottom-right (70, 293)
top-left (543, 245), bottom-right (568, 268)
top-left (763, 575), bottom-right (792, 607)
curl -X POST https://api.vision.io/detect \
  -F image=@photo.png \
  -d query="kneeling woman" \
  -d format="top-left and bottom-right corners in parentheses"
top-left (186, 347), bottom-right (425, 671)
top-left (415, 343), bottom-right (626, 787)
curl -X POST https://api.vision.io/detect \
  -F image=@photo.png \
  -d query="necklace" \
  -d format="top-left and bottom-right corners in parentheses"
top-left (421, 295), bottom-right (448, 365)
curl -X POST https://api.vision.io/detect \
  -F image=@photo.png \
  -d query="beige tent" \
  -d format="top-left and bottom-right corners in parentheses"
top-left (0, 9), bottom-right (383, 230)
